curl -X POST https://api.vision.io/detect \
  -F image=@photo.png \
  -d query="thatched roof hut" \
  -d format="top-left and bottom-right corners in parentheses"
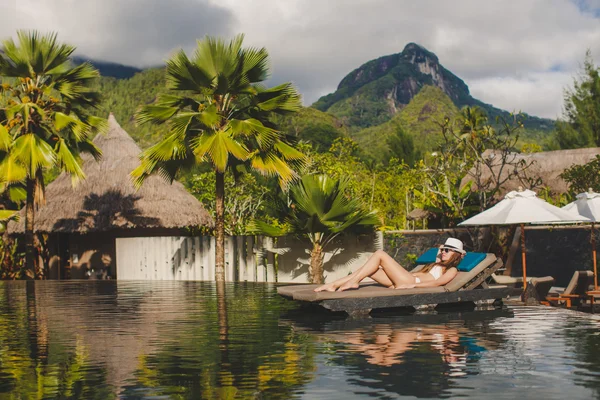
top-left (8, 114), bottom-right (213, 234)
top-left (478, 147), bottom-right (600, 197)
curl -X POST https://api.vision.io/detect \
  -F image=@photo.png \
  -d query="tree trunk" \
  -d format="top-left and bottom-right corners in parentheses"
top-left (25, 178), bottom-right (35, 279)
top-left (215, 171), bottom-right (226, 282)
top-left (310, 243), bottom-right (324, 284)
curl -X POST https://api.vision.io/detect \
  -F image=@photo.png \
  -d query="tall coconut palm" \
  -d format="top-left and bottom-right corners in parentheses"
top-left (253, 174), bottom-right (380, 284)
top-left (133, 35), bottom-right (304, 282)
top-left (0, 31), bottom-right (105, 276)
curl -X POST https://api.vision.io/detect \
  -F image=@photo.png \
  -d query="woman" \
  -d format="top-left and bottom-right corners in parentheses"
top-left (314, 238), bottom-right (466, 292)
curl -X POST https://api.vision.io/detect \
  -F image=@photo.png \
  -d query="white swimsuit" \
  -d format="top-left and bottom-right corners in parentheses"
top-left (413, 265), bottom-right (444, 283)
top-left (429, 265), bottom-right (444, 280)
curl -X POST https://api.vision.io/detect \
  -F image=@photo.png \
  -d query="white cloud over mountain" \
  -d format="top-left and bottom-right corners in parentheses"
top-left (1, 0), bottom-right (599, 118)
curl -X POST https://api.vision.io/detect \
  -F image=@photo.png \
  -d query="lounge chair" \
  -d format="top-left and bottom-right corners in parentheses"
top-left (541, 270), bottom-right (594, 308)
top-left (490, 274), bottom-right (556, 302)
top-left (490, 273), bottom-right (554, 289)
top-left (277, 252), bottom-right (511, 315)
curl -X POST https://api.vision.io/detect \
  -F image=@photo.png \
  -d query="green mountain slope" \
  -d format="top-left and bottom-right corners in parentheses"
top-left (91, 68), bottom-right (168, 147)
top-left (313, 43), bottom-right (554, 138)
top-left (352, 85), bottom-right (459, 159)
top-left (91, 68), bottom-right (348, 151)
top-left (72, 56), bottom-right (143, 79)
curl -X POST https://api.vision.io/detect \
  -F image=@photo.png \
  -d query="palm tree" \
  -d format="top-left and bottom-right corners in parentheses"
top-left (253, 174), bottom-right (380, 284)
top-left (0, 31), bottom-right (105, 276)
top-left (133, 34), bottom-right (304, 282)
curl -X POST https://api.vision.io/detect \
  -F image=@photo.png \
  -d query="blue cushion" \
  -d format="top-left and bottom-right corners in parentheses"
top-left (416, 248), bottom-right (487, 272)
top-left (415, 248), bottom-right (439, 264)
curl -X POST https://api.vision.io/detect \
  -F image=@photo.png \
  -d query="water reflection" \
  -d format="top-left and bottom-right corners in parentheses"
top-left (1, 282), bottom-right (600, 399)
top-left (0, 281), bottom-right (317, 399)
top-left (282, 309), bottom-right (510, 398)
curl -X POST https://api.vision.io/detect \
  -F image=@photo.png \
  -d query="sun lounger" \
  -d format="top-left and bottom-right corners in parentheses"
top-left (541, 270), bottom-right (594, 308)
top-left (490, 273), bottom-right (554, 289)
top-left (277, 252), bottom-right (511, 315)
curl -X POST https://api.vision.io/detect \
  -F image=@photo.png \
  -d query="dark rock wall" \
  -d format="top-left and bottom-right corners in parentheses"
top-left (383, 227), bottom-right (597, 287)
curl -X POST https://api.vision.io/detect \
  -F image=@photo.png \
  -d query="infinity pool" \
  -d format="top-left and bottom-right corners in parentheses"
top-left (0, 281), bottom-right (599, 399)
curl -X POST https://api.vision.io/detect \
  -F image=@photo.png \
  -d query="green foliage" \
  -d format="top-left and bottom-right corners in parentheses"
top-left (90, 68), bottom-right (168, 148)
top-left (521, 142), bottom-right (543, 153)
top-left (0, 30), bottom-right (105, 274)
top-left (554, 51), bottom-right (600, 149)
top-left (253, 173), bottom-right (379, 241)
top-left (300, 138), bottom-right (425, 229)
top-left (132, 35), bottom-right (304, 280)
top-left (559, 154), bottom-right (600, 195)
top-left (536, 185), bottom-right (572, 207)
top-left (297, 122), bottom-right (342, 152)
top-left (252, 173), bottom-right (380, 283)
top-left (351, 85), bottom-right (459, 162)
top-left (414, 106), bottom-right (537, 229)
top-left (184, 171), bottom-right (272, 235)
top-left (386, 124), bottom-right (416, 166)
top-left (132, 34), bottom-right (304, 187)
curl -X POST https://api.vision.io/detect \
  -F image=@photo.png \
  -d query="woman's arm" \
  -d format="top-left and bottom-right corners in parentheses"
top-left (395, 268), bottom-right (458, 289)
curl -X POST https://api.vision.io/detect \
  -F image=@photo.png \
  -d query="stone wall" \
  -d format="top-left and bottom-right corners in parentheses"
top-left (383, 229), bottom-right (473, 270)
top-left (383, 226), bottom-right (597, 287)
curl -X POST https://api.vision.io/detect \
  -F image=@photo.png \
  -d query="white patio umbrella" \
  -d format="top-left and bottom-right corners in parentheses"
top-left (563, 189), bottom-right (600, 289)
top-left (459, 188), bottom-right (589, 289)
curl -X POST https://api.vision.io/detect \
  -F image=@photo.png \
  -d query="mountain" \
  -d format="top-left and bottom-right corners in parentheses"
top-left (352, 85), bottom-right (460, 159)
top-left (91, 68), bottom-right (168, 147)
top-left (72, 56), bottom-right (143, 79)
top-left (312, 43), bottom-right (555, 136)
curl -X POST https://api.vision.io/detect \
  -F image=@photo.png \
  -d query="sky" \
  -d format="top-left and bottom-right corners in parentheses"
top-left (1, 0), bottom-right (600, 119)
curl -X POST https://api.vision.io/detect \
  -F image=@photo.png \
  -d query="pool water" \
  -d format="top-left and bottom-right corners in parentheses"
top-left (0, 281), bottom-right (599, 399)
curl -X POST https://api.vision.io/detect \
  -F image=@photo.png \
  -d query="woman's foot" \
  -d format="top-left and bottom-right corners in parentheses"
top-left (314, 283), bottom-right (338, 292)
top-left (337, 281), bottom-right (359, 292)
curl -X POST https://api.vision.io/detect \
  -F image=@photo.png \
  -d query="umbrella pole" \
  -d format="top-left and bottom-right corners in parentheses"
top-left (593, 223), bottom-right (598, 290)
top-left (521, 223), bottom-right (527, 290)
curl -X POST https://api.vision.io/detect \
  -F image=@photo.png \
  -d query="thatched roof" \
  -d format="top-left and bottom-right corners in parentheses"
top-left (8, 114), bottom-right (214, 234)
top-left (478, 147), bottom-right (600, 196)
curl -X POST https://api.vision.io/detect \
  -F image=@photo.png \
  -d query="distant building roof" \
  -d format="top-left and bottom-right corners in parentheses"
top-left (477, 147), bottom-right (600, 196)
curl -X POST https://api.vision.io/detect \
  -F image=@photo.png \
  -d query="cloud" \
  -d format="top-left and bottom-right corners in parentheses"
top-left (0, 0), bottom-right (235, 67)
top-left (210, 0), bottom-right (600, 117)
top-left (469, 72), bottom-right (574, 119)
top-left (1, 0), bottom-right (599, 118)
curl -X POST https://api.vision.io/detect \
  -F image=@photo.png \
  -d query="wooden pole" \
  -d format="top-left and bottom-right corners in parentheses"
top-left (521, 223), bottom-right (527, 290)
top-left (593, 223), bottom-right (598, 290)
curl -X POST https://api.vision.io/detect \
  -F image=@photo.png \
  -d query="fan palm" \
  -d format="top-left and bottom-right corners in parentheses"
top-left (253, 174), bottom-right (380, 284)
top-left (133, 34), bottom-right (304, 282)
top-left (0, 31), bottom-right (105, 275)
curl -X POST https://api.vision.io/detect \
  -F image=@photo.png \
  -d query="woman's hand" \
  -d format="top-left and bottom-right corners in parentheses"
top-left (394, 283), bottom-right (416, 289)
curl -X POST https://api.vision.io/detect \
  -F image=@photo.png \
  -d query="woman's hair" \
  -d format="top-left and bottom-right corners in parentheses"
top-left (420, 249), bottom-right (463, 273)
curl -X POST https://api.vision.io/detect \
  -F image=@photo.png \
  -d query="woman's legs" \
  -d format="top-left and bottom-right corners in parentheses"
top-left (314, 250), bottom-right (416, 292)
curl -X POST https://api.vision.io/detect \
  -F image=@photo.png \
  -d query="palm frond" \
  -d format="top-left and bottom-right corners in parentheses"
top-left (0, 124), bottom-right (11, 151)
top-left (255, 83), bottom-right (302, 113)
top-left (141, 130), bottom-right (188, 162)
top-left (247, 219), bottom-right (290, 236)
top-left (136, 105), bottom-right (180, 126)
top-left (8, 185), bottom-right (26, 203)
top-left (0, 209), bottom-right (18, 222)
top-left (0, 155), bottom-right (27, 184)
top-left (229, 118), bottom-right (277, 147)
top-left (242, 47), bottom-right (269, 83)
top-left (11, 134), bottom-right (55, 175)
top-left (54, 138), bottom-right (85, 183)
top-left (165, 49), bottom-right (213, 92)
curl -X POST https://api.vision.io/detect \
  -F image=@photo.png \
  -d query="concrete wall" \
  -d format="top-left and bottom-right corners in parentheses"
top-left (116, 233), bottom-right (382, 283)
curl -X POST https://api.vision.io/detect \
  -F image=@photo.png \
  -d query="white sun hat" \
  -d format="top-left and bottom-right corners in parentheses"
top-left (440, 238), bottom-right (466, 254)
